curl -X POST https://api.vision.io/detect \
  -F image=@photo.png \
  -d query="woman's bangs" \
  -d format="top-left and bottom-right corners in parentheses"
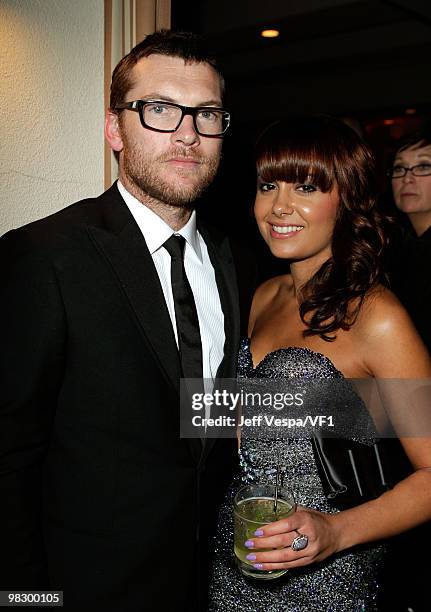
top-left (257, 147), bottom-right (334, 192)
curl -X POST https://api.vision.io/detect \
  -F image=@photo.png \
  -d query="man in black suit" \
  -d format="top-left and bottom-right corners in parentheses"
top-left (1, 31), bottom-right (244, 611)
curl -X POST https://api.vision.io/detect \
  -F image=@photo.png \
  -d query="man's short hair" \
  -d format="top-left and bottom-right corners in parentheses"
top-left (110, 30), bottom-right (224, 110)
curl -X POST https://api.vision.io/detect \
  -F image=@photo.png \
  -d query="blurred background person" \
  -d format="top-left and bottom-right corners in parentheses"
top-left (381, 121), bottom-right (431, 612)
top-left (388, 122), bottom-right (431, 353)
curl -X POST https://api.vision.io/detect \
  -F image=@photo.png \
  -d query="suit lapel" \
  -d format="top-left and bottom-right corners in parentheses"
top-left (88, 184), bottom-right (181, 394)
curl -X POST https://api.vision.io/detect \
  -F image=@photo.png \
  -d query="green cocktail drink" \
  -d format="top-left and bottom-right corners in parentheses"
top-left (233, 484), bottom-right (295, 580)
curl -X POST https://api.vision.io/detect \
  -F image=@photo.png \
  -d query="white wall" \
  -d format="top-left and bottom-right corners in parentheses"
top-left (0, 0), bottom-right (105, 235)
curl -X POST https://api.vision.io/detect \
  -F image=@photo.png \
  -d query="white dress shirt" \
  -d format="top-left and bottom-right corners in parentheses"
top-left (117, 180), bottom-right (225, 385)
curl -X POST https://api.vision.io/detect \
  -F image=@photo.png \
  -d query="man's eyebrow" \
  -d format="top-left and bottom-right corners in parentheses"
top-left (197, 99), bottom-right (224, 107)
top-left (137, 94), bottom-right (176, 102)
top-left (134, 94), bottom-right (223, 107)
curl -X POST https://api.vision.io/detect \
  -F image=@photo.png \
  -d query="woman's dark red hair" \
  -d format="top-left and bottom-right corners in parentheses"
top-left (255, 115), bottom-right (388, 341)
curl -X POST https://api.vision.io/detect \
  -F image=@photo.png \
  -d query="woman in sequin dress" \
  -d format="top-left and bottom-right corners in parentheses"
top-left (208, 116), bottom-right (431, 611)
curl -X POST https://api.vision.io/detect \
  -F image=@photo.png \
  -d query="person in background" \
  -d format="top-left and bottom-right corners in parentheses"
top-left (389, 121), bottom-right (431, 352)
top-left (384, 121), bottom-right (431, 612)
top-left (0, 30), bottom-right (250, 611)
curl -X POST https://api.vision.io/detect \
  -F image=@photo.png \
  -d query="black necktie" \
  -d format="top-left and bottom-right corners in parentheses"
top-left (164, 234), bottom-right (203, 380)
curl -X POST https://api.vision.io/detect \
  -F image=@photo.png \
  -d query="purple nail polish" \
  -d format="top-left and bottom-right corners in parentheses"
top-left (254, 529), bottom-right (264, 536)
top-left (245, 540), bottom-right (254, 548)
top-left (246, 553), bottom-right (256, 561)
top-left (253, 563), bottom-right (264, 569)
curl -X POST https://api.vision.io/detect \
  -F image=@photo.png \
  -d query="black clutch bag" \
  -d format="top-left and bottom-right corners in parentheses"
top-left (311, 435), bottom-right (413, 510)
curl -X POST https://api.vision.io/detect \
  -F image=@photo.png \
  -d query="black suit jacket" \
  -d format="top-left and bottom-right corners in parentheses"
top-left (0, 183), bottom-right (242, 611)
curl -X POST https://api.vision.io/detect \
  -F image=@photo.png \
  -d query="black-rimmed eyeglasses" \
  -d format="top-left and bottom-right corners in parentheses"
top-left (389, 163), bottom-right (431, 178)
top-left (114, 99), bottom-right (231, 137)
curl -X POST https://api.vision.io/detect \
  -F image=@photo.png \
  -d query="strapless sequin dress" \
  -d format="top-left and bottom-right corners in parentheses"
top-left (208, 339), bottom-right (385, 612)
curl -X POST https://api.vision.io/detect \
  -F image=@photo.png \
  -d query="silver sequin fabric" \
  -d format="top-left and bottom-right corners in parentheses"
top-left (208, 339), bottom-right (385, 612)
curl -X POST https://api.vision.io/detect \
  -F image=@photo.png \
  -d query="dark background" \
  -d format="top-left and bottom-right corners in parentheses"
top-left (171, 0), bottom-right (431, 278)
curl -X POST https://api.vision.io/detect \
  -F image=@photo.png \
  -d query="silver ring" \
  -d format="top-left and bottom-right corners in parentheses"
top-left (291, 530), bottom-right (309, 551)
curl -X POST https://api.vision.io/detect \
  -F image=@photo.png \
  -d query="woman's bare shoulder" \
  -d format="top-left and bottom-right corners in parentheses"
top-left (357, 285), bottom-right (431, 377)
top-left (358, 285), bottom-right (412, 336)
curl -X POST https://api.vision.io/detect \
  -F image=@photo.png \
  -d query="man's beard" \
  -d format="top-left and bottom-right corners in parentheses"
top-left (121, 144), bottom-right (220, 209)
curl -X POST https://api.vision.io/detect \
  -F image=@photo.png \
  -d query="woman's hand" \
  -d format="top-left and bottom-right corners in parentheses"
top-left (243, 507), bottom-right (342, 571)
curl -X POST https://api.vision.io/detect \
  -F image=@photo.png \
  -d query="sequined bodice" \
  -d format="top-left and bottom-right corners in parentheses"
top-left (236, 338), bottom-right (346, 507)
top-left (238, 337), bottom-right (343, 379)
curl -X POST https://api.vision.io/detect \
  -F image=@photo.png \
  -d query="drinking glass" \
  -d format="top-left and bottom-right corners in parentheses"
top-left (233, 483), bottom-right (296, 580)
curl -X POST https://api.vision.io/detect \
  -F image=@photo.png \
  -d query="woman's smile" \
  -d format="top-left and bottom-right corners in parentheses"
top-left (270, 223), bottom-right (305, 238)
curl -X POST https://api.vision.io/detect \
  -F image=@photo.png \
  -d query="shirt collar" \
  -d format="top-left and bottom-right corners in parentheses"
top-left (117, 180), bottom-right (202, 261)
